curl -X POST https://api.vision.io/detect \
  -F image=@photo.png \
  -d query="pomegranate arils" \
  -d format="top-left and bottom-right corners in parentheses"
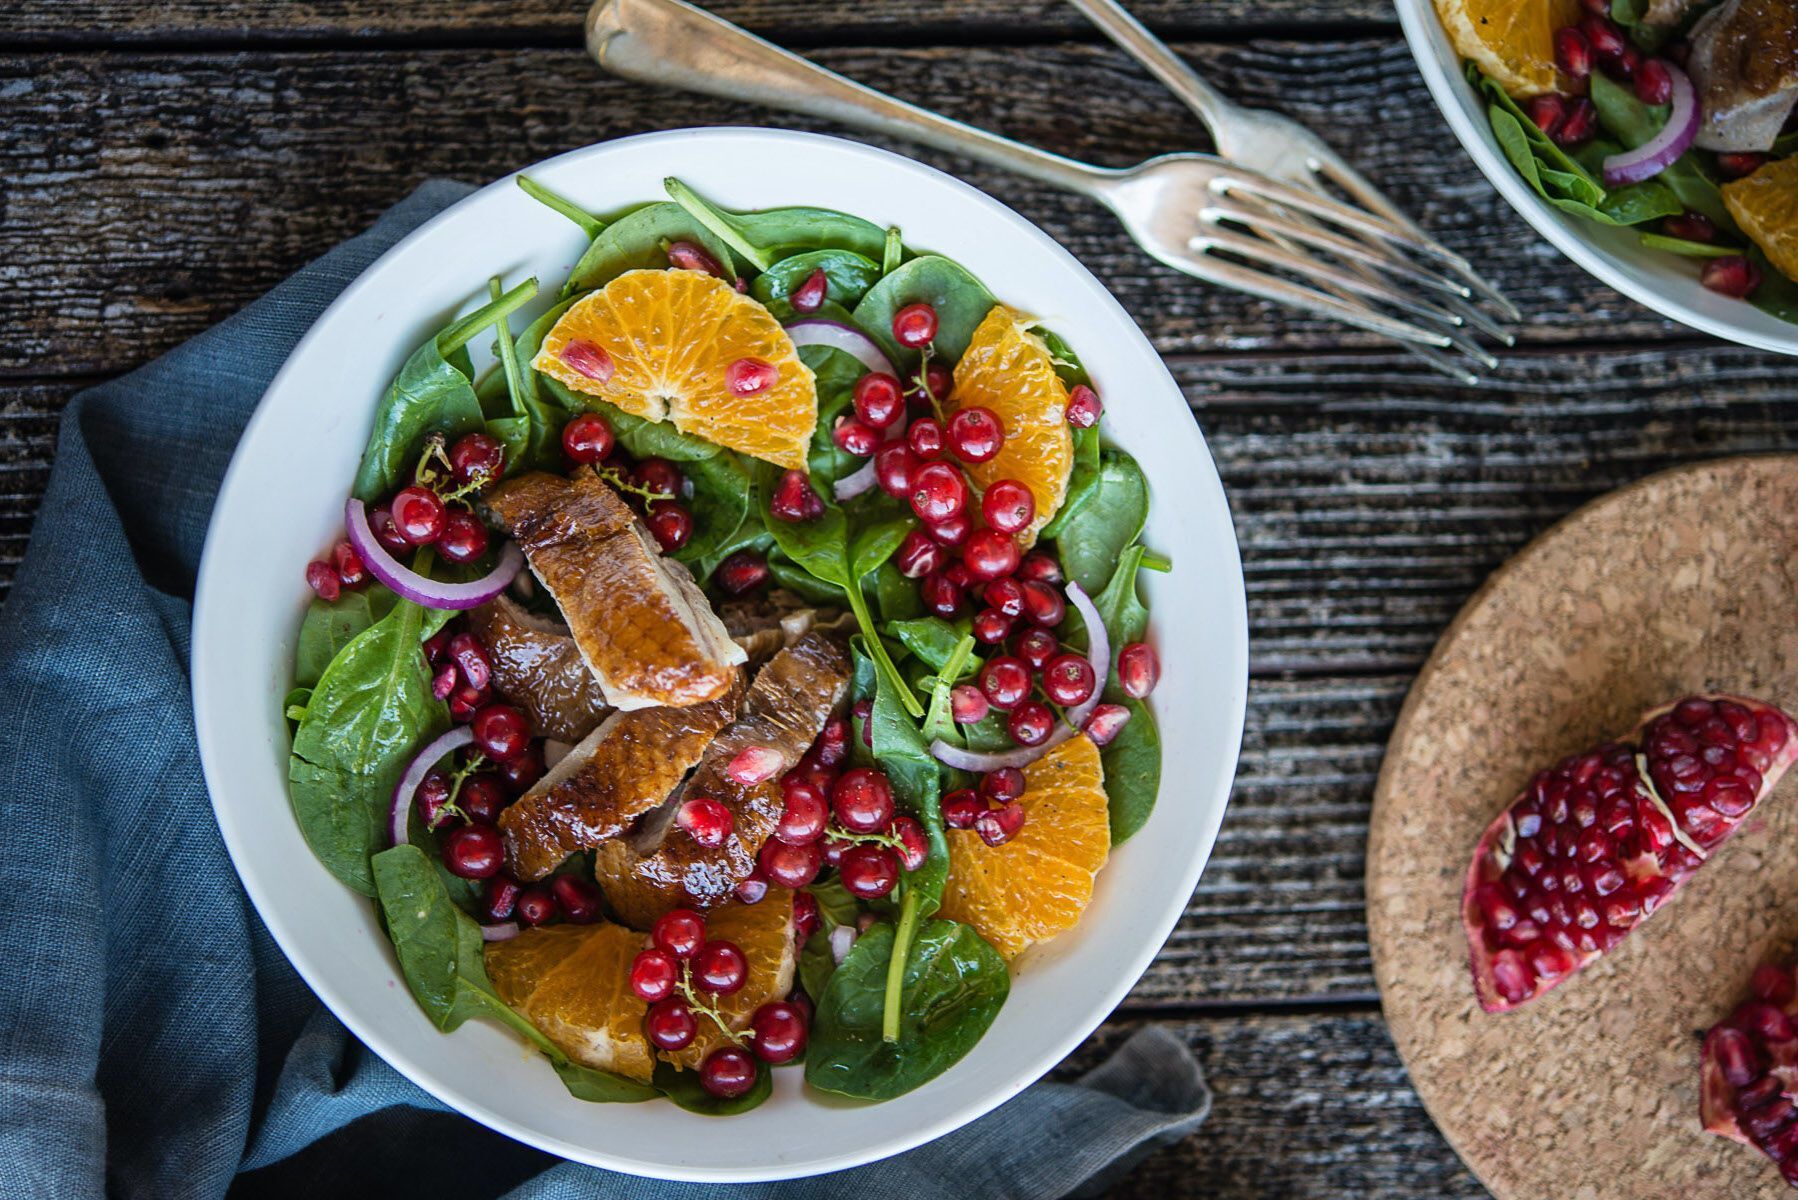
top-left (1662, 212), bottom-right (1717, 243)
top-left (892, 815), bottom-right (929, 870)
top-left (551, 875), bottom-right (601, 924)
top-left (972, 608), bottom-right (1014, 645)
top-left (921, 570), bottom-right (962, 617)
top-left (1634, 56), bottom-right (1673, 105)
top-left (558, 339), bottom-right (614, 384)
top-left (715, 550), bottom-right (770, 596)
top-left (1718, 152), bottom-right (1769, 180)
top-left (1116, 642), bottom-right (1160, 698)
top-left (332, 541), bottom-right (367, 589)
top-left (1018, 551), bottom-right (1062, 585)
top-left (1020, 580), bottom-right (1065, 628)
top-left (305, 560), bottom-right (341, 601)
top-left (1701, 962), bottom-right (1798, 1186)
top-left (942, 788), bottom-right (984, 829)
top-left (1553, 97), bottom-right (1600, 147)
top-left (1555, 26), bottom-right (1593, 82)
top-left (1066, 384), bottom-right (1103, 428)
top-left (1524, 94), bottom-right (1568, 138)
top-left (1083, 702), bottom-right (1132, 747)
top-left (484, 874), bottom-right (521, 922)
top-left (1702, 256), bottom-right (1763, 299)
top-left (791, 268), bottom-right (828, 313)
top-left (770, 469), bottom-right (825, 523)
top-left (982, 767), bottom-right (1025, 803)
top-left (665, 240), bottom-right (727, 279)
top-left (975, 801), bottom-right (1026, 847)
top-left (677, 796), bottom-right (735, 848)
top-left (1464, 694), bottom-right (1798, 1012)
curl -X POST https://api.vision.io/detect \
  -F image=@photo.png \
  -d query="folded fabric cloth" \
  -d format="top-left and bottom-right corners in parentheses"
top-left (0, 180), bottom-right (1211, 1200)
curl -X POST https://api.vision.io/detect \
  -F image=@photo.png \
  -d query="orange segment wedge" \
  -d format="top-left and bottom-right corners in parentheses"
top-left (946, 305), bottom-right (1075, 545)
top-left (485, 921), bottom-right (655, 1083)
top-left (936, 736), bottom-right (1110, 959)
top-left (1723, 156), bottom-right (1798, 285)
top-left (533, 269), bottom-right (817, 470)
top-left (1433, 0), bottom-right (1579, 98)
top-left (663, 889), bottom-right (798, 1071)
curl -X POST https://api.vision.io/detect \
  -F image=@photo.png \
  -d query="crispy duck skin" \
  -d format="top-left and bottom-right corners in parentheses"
top-left (595, 632), bottom-right (852, 927)
top-left (466, 595), bottom-right (612, 743)
top-left (498, 677), bottom-right (742, 882)
top-left (486, 470), bottom-right (744, 710)
top-left (1688, 0), bottom-right (1798, 152)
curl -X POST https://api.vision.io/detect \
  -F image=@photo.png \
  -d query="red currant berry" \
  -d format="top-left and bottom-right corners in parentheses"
top-left (634, 458), bottom-right (684, 499)
top-left (926, 509), bottom-right (972, 548)
top-left (630, 948), bottom-right (679, 1003)
top-left (1008, 700), bottom-right (1055, 747)
top-left (853, 372), bottom-right (905, 429)
top-left (984, 577), bottom-right (1025, 616)
top-left (653, 908), bottom-right (707, 959)
top-left (1017, 551), bottom-right (1062, 584)
top-left (892, 302), bottom-right (939, 348)
top-left (963, 530), bottom-right (1021, 582)
top-left (894, 528), bottom-right (944, 579)
top-left (972, 607), bottom-right (1014, 645)
top-left (437, 508), bottom-right (490, 564)
top-left (443, 825), bottom-right (504, 879)
top-left (874, 443), bottom-right (922, 497)
top-left (459, 773), bottom-right (507, 825)
top-left (840, 844), bottom-right (901, 899)
top-left (693, 939), bottom-right (748, 994)
top-left (982, 480), bottom-right (1036, 534)
top-left (551, 875), bottom-right (602, 924)
top-left (776, 782), bottom-right (830, 845)
top-left (449, 432), bottom-right (505, 487)
top-left (471, 704), bottom-right (532, 761)
top-left (832, 768), bottom-right (895, 833)
top-left (392, 485), bottom-right (446, 545)
top-left (516, 884), bottom-right (559, 926)
top-left (910, 462), bottom-right (967, 524)
top-left (833, 418), bottom-right (880, 457)
top-left (1042, 653), bottom-right (1097, 707)
top-left (645, 997), bottom-right (698, 1051)
top-left (979, 656), bottom-right (1032, 711)
top-left (699, 1046), bottom-right (759, 1098)
top-left (1012, 627), bottom-right (1059, 670)
top-left (561, 412), bottom-right (614, 464)
top-left (907, 418), bottom-right (944, 460)
top-left (759, 838), bottom-right (823, 888)
top-left (750, 1000), bottom-right (809, 1064)
top-left (946, 407), bottom-right (1005, 464)
top-left (497, 744), bottom-right (544, 793)
top-left (951, 684), bottom-right (990, 724)
top-left (646, 501), bottom-right (693, 553)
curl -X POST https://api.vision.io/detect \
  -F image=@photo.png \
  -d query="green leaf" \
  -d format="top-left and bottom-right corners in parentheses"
top-left (1092, 544), bottom-right (1151, 659)
top-left (808, 876), bottom-right (860, 928)
top-left (565, 202), bottom-right (738, 294)
top-left (651, 1059), bottom-right (772, 1115)
top-left (870, 678), bottom-right (946, 915)
top-left (1045, 446), bottom-right (1145, 593)
top-left (664, 179), bottom-right (889, 273)
top-left (1586, 74), bottom-right (1732, 228)
top-left (768, 552), bottom-right (848, 605)
top-left (672, 453), bottom-right (755, 574)
top-left (1103, 699), bottom-right (1161, 844)
top-left (804, 920), bottom-right (1008, 1101)
top-left (1039, 424), bottom-right (1103, 542)
top-left (800, 927), bottom-right (839, 1003)
top-left (1033, 324), bottom-right (1092, 388)
top-left (515, 174), bottom-right (604, 239)
top-left (872, 562), bottom-right (923, 623)
top-left (751, 249), bottom-right (883, 310)
top-left (852, 256), bottom-right (997, 369)
top-left (541, 378), bottom-right (722, 464)
top-left (1639, 232), bottom-right (1740, 257)
top-left (1750, 249), bottom-right (1798, 324)
top-left (886, 617), bottom-right (975, 675)
top-left (294, 588), bottom-right (398, 688)
top-left (921, 635), bottom-right (975, 746)
top-left (849, 516), bottom-right (912, 581)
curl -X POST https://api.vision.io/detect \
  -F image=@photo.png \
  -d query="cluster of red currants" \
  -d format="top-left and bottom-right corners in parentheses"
top-left (559, 411), bottom-right (698, 554)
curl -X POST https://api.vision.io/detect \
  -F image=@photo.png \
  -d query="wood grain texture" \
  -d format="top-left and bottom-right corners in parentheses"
top-left (0, 1), bottom-right (1395, 46)
top-left (0, 41), bottom-right (1687, 377)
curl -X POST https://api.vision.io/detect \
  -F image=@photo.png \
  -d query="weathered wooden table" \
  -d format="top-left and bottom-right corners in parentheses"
top-left (7, 2), bottom-right (1795, 1195)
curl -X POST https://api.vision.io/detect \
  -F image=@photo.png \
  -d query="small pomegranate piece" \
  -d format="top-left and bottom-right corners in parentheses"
top-left (446, 633), bottom-right (491, 692)
top-left (1633, 57), bottom-right (1673, 105)
top-left (714, 550), bottom-right (770, 596)
top-left (1524, 94), bottom-right (1568, 138)
top-left (984, 577), bottom-right (1025, 617)
top-left (920, 570), bottom-right (963, 617)
top-left (1066, 384), bottom-right (1103, 428)
top-left (791, 268), bottom-right (828, 313)
top-left (652, 908), bottom-right (707, 959)
top-left (1579, 15), bottom-right (1627, 59)
top-left (727, 746), bottom-right (783, 786)
top-left (1020, 580), bottom-right (1066, 628)
top-left (894, 529), bottom-right (944, 579)
top-left (892, 302), bottom-right (939, 349)
top-left (853, 372), bottom-right (905, 429)
top-left (1083, 702), bottom-right (1132, 747)
top-left (560, 412), bottom-right (614, 464)
top-left (1116, 642), bottom-right (1160, 698)
top-left (1718, 153), bottom-right (1769, 180)
top-left (1555, 26), bottom-right (1593, 82)
top-left (558, 340), bottom-right (614, 384)
top-left (792, 890), bottom-right (820, 941)
top-left (1702, 256), bottom-right (1763, 299)
top-left (515, 884), bottom-right (558, 926)
top-left (332, 541), bottom-right (367, 589)
top-left (770, 469), bottom-right (824, 523)
top-left (1701, 961), bottom-right (1798, 1188)
top-left (484, 874), bottom-right (521, 922)
top-left (630, 948), bottom-right (679, 1003)
top-left (665, 240), bottom-right (727, 278)
top-left (816, 715), bottom-right (849, 766)
top-left (551, 875), bottom-right (601, 924)
top-left (950, 684), bottom-right (991, 725)
top-left (735, 870), bottom-right (769, 906)
top-left (645, 501), bottom-right (693, 553)
top-left (699, 1046), bottom-right (759, 1098)
top-left (972, 607), bottom-right (1015, 645)
top-left (982, 767), bottom-right (1025, 803)
top-left (1018, 551), bottom-right (1062, 585)
top-left (1661, 212), bottom-right (1717, 243)
top-left (677, 796), bottom-right (734, 848)
top-left (1464, 694), bottom-right (1798, 1012)
top-left (975, 801), bottom-right (1027, 847)
top-left (892, 815), bottom-right (929, 870)
top-left (1553, 98), bottom-right (1600, 147)
top-left (925, 510), bottom-right (972, 549)
top-left (305, 560), bottom-right (341, 602)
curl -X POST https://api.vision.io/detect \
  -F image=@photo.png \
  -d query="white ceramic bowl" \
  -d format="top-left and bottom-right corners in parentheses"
top-left (1394, 0), bottom-right (1798, 356)
top-left (192, 128), bottom-right (1248, 1182)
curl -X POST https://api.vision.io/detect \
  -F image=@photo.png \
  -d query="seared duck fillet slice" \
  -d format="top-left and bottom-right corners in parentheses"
top-left (487, 470), bottom-right (744, 710)
top-left (499, 677), bottom-right (742, 882)
top-left (595, 632), bottom-right (852, 926)
top-left (466, 595), bottom-right (612, 743)
top-left (1688, 0), bottom-right (1798, 152)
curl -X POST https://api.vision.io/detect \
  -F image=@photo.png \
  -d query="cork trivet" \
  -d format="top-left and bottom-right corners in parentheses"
top-left (1368, 454), bottom-right (1798, 1200)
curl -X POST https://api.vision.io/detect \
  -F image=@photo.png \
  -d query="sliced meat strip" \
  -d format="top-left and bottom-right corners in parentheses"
top-left (498, 677), bottom-right (742, 882)
top-left (466, 595), bottom-right (612, 743)
top-left (1688, 0), bottom-right (1798, 152)
top-left (594, 632), bottom-right (852, 926)
top-left (487, 469), bottom-right (745, 710)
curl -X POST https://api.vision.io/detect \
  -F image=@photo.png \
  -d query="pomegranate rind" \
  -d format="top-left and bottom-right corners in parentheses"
top-left (1463, 693), bottom-right (1798, 1014)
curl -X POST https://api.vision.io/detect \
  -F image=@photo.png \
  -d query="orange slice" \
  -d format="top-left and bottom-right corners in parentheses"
top-left (662, 889), bottom-right (798, 1072)
top-left (1433, 0), bottom-right (1580, 98)
top-left (485, 920), bottom-right (655, 1082)
top-left (945, 305), bottom-right (1075, 545)
top-left (1723, 156), bottom-right (1798, 286)
top-left (936, 736), bottom-right (1110, 959)
top-left (533, 269), bottom-right (817, 470)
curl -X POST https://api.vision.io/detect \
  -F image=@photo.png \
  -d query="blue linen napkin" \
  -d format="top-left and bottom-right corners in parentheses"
top-left (0, 180), bottom-right (1210, 1199)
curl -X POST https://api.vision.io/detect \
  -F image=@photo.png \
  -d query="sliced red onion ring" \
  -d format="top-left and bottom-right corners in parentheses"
top-left (481, 922), bottom-right (520, 942)
top-left (1603, 64), bottom-right (1698, 187)
top-left (389, 725), bottom-right (476, 847)
top-left (834, 460), bottom-right (881, 501)
top-left (829, 923), bottom-right (858, 964)
top-left (345, 498), bottom-right (523, 610)
top-left (929, 580), bottom-right (1111, 772)
top-left (787, 319), bottom-right (896, 378)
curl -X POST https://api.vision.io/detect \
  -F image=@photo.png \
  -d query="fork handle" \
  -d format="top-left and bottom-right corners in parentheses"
top-left (1063, 0), bottom-right (1234, 137)
top-left (587, 0), bottom-right (1108, 199)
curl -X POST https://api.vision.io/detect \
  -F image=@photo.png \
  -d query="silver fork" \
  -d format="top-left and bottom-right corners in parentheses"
top-left (585, 0), bottom-right (1508, 370)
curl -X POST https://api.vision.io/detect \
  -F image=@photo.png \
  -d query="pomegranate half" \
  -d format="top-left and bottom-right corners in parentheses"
top-left (1701, 963), bottom-right (1798, 1188)
top-left (1463, 694), bottom-right (1798, 1013)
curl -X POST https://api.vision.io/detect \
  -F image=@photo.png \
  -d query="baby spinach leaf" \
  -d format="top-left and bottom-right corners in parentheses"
top-left (853, 256), bottom-right (998, 369)
top-left (515, 174), bottom-right (604, 239)
top-left (1093, 544), bottom-right (1151, 663)
top-left (873, 562), bottom-right (923, 623)
top-left (1033, 324), bottom-right (1092, 387)
top-left (768, 553), bottom-right (848, 605)
top-left (805, 920), bottom-right (1008, 1101)
top-left (541, 378), bottom-right (721, 463)
top-left (921, 635), bottom-right (976, 746)
top-left (352, 279), bottom-right (538, 502)
top-left (808, 876), bottom-right (860, 928)
top-left (294, 588), bottom-right (397, 688)
top-left (1640, 232), bottom-right (1741, 257)
top-left (802, 345), bottom-right (867, 484)
top-left (1102, 698), bottom-right (1161, 844)
top-left (565, 202), bottom-right (737, 295)
top-left (672, 453), bottom-right (755, 573)
top-left (1038, 424), bottom-right (1104, 542)
top-left (886, 618), bottom-right (975, 676)
top-left (284, 687), bottom-right (312, 725)
top-left (1050, 448), bottom-right (1150, 595)
top-left (800, 928), bottom-right (840, 1003)
top-left (1586, 74), bottom-right (1734, 228)
top-left (849, 516), bottom-right (912, 581)
top-left (652, 1059), bottom-right (772, 1115)
top-left (664, 179), bottom-right (889, 272)
top-left (752, 249), bottom-right (883, 310)
top-left (290, 599), bottom-right (445, 895)
top-left (1750, 249), bottom-right (1798, 324)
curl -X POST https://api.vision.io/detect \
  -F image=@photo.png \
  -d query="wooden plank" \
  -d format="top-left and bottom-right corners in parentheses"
top-left (1, 1), bottom-right (1394, 46)
top-left (0, 41), bottom-right (1689, 377)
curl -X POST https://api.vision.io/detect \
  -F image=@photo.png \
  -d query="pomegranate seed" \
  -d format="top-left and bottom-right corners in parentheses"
top-left (448, 684), bottom-right (488, 723)
top-left (1603, 43), bottom-right (1642, 81)
top-left (1043, 653), bottom-right (1098, 706)
top-left (1661, 212), bottom-right (1716, 243)
top-left (630, 948), bottom-right (679, 1003)
top-left (1634, 57), bottom-right (1672, 105)
top-left (982, 480), bottom-right (1036, 535)
top-left (951, 684), bottom-right (990, 724)
top-left (415, 769), bottom-right (454, 828)
top-left (852, 698), bottom-right (873, 745)
top-left (963, 530), bottom-right (1021, 582)
top-left (471, 704), bottom-right (531, 760)
top-left (443, 825), bottom-right (504, 879)
top-left (551, 875), bottom-right (602, 924)
top-left (892, 302), bottom-right (939, 348)
top-left (368, 504), bottom-right (410, 555)
top-left (923, 362), bottom-right (954, 402)
top-left (1084, 703), bottom-right (1132, 747)
top-left (979, 656), bottom-right (1032, 711)
top-left (727, 746), bottom-right (784, 786)
top-left (332, 541), bottom-right (367, 589)
top-left (792, 890), bottom-right (820, 941)
top-left (714, 550), bottom-right (771, 596)
top-left (1523, 94), bottom-right (1568, 138)
top-left (1713, 1026), bottom-right (1763, 1088)
top-left (484, 874), bottom-right (521, 921)
top-left (816, 715), bottom-right (850, 766)
top-left (645, 500), bottom-right (693, 553)
top-left (676, 796), bottom-right (735, 848)
top-left (839, 844), bottom-right (901, 899)
top-left (1578, 0), bottom-right (1607, 12)
top-left (561, 413), bottom-right (614, 464)
top-left (634, 458), bottom-right (683, 498)
top-left (1718, 152), bottom-right (1768, 180)
top-left (459, 774), bottom-right (506, 825)
top-left (1018, 551), bottom-right (1062, 584)
top-left (833, 418), bottom-right (879, 457)
top-left (975, 801), bottom-right (1026, 847)
top-left (832, 768), bottom-right (894, 833)
top-left (645, 997), bottom-right (698, 1051)
top-left (735, 870), bottom-right (769, 905)
top-left (894, 529), bottom-right (944, 579)
top-left (1008, 700), bottom-right (1055, 747)
top-left (392, 486), bottom-right (445, 545)
top-left (791, 268), bottom-right (828, 313)
top-left (750, 1000), bottom-right (808, 1064)
top-left (942, 788), bottom-right (984, 829)
top-left (699, 1046), bottom-right (759, 1098)
top-left (907, 418), bottom-right (944, 460)
top-left (771, 469), bottom-right (824, 522)
top-left (436, 509), bottom-right (490, 564)
top-left (1555, 26), bottom-right (1593, 82)
top-left (759, 837), bottom-right (823, 888)
top-left (981, 577), bottom-right (1022, 616)
top-left (1701, 255), bottom-right (1762, 298)
top-left (921, 570), bottom-right (963, 617)
top-left (853, 373), bottom-right (905, 429)
top-left (665, 240), bottom-right (727, 278)
top-left (449, 432), bottom-right (505, 487)
top-left (1020, 580), bottom-right (1066, 627)
top-left (1013, 628), bottom-right (1059, 670)
top-left (892, 816), bottom-right (929, 870)
top-left (1579, 15), bottom-right (1626, 59)
top-left (776, 783), bottom-right (829, 845)
top-left (515, 884), bottom-right (558, 926)
top-left (874, 443), bottom-right (922, 498)
top-left (946, 407), bottom-right (1005, 464)
top-left (693, 940), bottom-right (748, 994)
top-left (1066, 383), bottom-right (1103, 428)
top-left (558, 339), bottom-right (614, 383)
top-left (982, 767), bottom-right (1025, 803)
top-left (1756, 965), bottom-right (1798, 1006)
top-left (498, 745), bottom-right (543, 793)
top-left (972, 608), bottom-right (1015, 645)
top-left (305, 560), bottom-right (341, 601)
top-left (652, 908), bottom-right (707, 959)
top-left (910, 462), bottom-right (968, 524)
top-left (1116, 642), bottom-right (1160, 698)
top-left (1554, 98), bottom-right (1599, 147)
top-left (431, 662), bottom-right (458, 701)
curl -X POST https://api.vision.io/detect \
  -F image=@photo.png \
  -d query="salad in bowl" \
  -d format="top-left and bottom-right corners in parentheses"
top-left (1433, 0), bottom-right (1797, 322)
top-left (283, 175), bottom-right (1165, 1113)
